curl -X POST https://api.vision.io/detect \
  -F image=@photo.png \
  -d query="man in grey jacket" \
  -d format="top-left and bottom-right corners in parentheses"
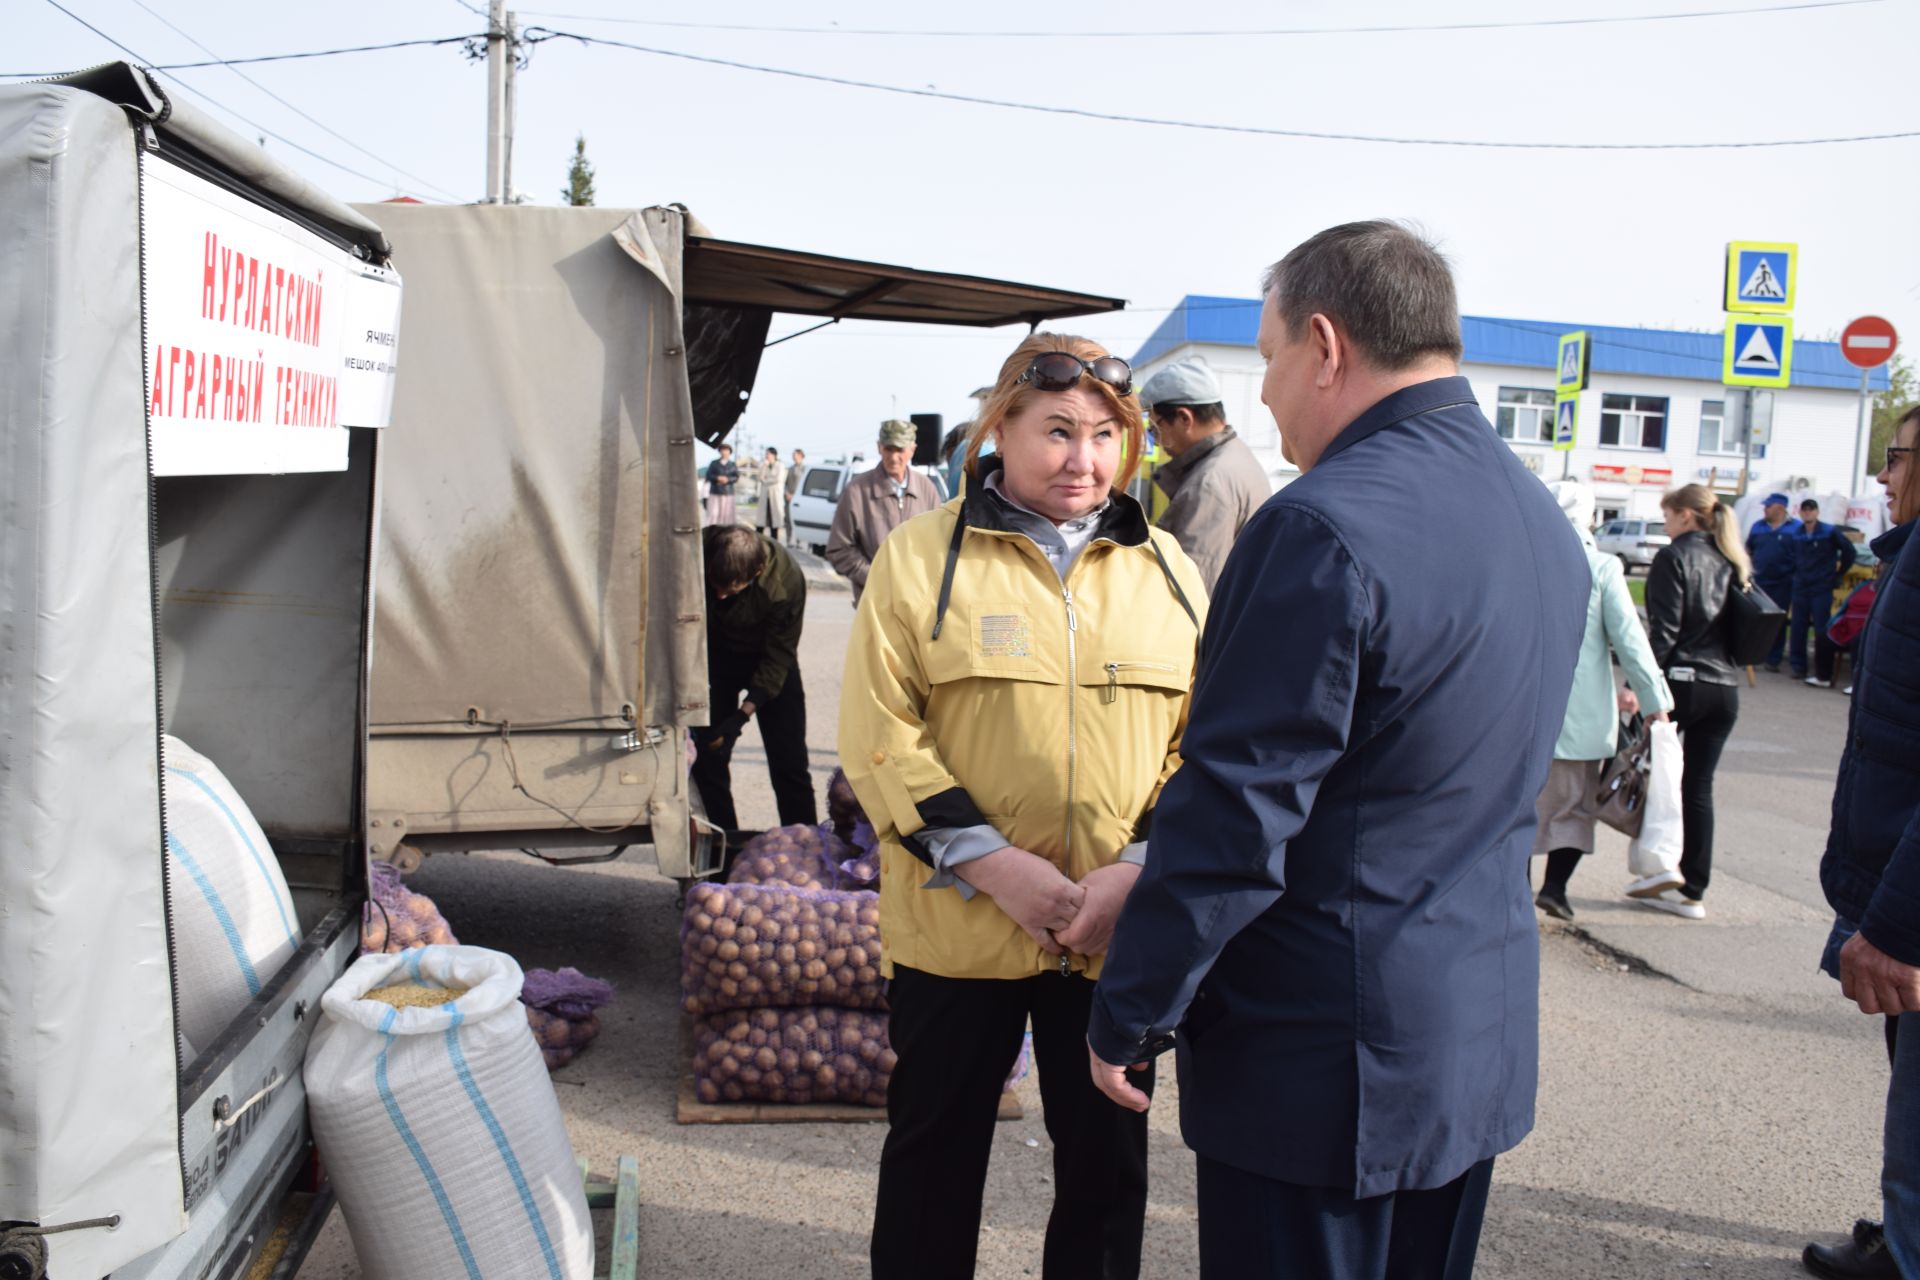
top-left (825, 419), bottom-right (941, 602)
top-left (1142, 359), bottom-right (1272, 593)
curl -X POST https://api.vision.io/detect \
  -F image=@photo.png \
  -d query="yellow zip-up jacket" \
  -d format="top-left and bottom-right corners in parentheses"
top-left (838, 482), bottom-right (1206, 981)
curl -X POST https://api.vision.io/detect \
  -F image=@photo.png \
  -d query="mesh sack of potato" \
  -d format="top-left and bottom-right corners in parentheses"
top-left (359, 861), bottom-right (457, 955)
top-left (680, 879), bottom-right (885, 1016)
top-left (521, 967), bottom-right (614, 1071)
top-left (690, 1006), bottom-right (895, 1107)
top-left (839, 820), bottom-right (879, 888)
top-left (726, 823), bottom-right (856, 891)
top-left (825, 767), bottom-right (865, 838)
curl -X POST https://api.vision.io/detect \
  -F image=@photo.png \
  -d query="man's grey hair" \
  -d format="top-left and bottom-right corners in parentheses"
top-left (1260, 221), bottom-right (1463, 370)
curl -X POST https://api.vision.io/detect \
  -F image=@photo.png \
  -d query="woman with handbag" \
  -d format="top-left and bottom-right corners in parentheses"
top-left (1532, 482), bottom-right (1674, 920)
top-left (1643, 483), bottom-right (1754, 918)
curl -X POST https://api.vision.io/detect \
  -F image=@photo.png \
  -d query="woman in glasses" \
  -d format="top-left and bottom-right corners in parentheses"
top-left (840, 334), bottom-right (1206, 1279)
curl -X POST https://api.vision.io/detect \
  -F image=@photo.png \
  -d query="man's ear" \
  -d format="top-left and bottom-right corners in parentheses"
top-left (1310, 314), bottom-right (1343, 390)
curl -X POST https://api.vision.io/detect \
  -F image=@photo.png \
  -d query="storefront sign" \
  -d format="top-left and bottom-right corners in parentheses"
top-left (141, 155), bottom-right (401, 476)
top-left (1590, 464), bottom-right (1673, 487)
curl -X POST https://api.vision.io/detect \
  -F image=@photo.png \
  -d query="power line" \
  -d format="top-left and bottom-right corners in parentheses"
top-left (512, 0), bottom-right (1881, 37)
top-left (122, 0), bottom-right (465, 201)
top-left (0, 33), bottom-right (477, 76)
top-left (523, 27), bottom-right (1920, 150)
top-left (34, 0), bottom-right (449, 197)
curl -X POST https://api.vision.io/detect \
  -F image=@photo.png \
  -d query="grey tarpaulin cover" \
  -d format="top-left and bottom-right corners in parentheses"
top-left (0, 85), bottom-right (187, 1275)
top-left (362, 204), bottom-right (708, 737)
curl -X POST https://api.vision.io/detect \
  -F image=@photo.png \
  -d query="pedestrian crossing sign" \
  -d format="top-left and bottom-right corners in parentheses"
top-left (1723, 314), bottom-right (1793, 388)
top-left (1556, 331), bottom-right (1589, 393)
top-left (1723, 241), bottom-right (1797, 313)
top-left (1553, 392), bottom-right (1578, 451)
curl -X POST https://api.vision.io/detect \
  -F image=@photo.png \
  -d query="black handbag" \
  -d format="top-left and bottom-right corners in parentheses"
top-left (1593, 713), bottom-right (1650, 838)
top-left (1722, 577), bottom-right (1788, 667)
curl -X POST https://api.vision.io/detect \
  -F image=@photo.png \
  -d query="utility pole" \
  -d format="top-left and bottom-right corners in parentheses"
top-left (484, 0), bottom-right (515, 203)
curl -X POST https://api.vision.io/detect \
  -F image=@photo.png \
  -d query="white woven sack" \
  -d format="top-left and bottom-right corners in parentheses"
top-left (162, 734), bottom-right (302, 1054)
top-left (305, 946), bottom-right (594, 1280)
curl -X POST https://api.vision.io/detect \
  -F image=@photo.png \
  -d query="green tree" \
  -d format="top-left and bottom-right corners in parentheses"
top-left (561, 134), bottom-right (595, 207)
top-left (1869, 352), bottom-right (1916, 473)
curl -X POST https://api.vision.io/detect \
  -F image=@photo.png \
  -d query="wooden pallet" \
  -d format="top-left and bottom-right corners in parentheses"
top-left (674, 1071), bottom-right (1023, 1124)
top-left (582, 1155), bottom-right (640, 1280)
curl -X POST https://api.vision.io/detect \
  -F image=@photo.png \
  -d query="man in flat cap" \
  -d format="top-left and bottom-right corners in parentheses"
top-left (1141, 358), bottom-right (1272, 593)
top-left (827, 419), bottom-right (941, 603)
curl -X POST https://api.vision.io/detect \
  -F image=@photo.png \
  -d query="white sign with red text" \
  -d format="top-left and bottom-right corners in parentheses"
top-left (141, 155), bottom-right (400, 476)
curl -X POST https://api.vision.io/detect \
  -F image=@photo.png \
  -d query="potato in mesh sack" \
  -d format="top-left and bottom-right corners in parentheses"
top-left (691, 1006), bottom-right (895, 1107)
top-left (680, 879), bottom-right (884, 1016)
top-left (359, 861), bottom-right (457, 954)
top-left (521, 966), bottom-right (614, 1072)
top-left (727, 822), bottom-right (856, 891)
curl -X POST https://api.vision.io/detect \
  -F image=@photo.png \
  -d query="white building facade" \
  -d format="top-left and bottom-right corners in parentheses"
top-left (1132, 299), bottom-right (1889, 528)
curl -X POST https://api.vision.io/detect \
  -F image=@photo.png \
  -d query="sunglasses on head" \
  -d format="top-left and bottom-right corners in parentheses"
top-left (1016, 352), bottom-right (1133, 395)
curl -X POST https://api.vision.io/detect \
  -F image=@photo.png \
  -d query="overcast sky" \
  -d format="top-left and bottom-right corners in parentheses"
top-left (11, 0), bottom-right (1918, 461)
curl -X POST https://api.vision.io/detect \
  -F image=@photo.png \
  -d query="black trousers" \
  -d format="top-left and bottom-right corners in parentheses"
top-left (1196, 1155), bottom-right (1494, 1280)
top-left (689, 659), bottom-right (817, 832)
top-left (871, 966), bottom-right (1154, 1280)
top-left (1669, 679), bottom-right (1739, 899)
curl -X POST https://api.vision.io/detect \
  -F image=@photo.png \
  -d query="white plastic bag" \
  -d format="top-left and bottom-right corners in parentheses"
top-left (1627, 720), bottom-right (1684, 879)
top-left (304, 946), bottom-right (594, 1280)
top-left (163, 734), bottom-right (301, 1054)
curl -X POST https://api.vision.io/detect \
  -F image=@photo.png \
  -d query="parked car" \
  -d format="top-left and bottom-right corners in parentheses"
top-left (790, 462), bottom-right (850, 553)
top-left (1594, 517), bottom-right (1671, 573)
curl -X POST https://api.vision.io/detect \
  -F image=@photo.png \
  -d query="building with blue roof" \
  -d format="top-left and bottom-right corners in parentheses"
top-left (1133, 295), bottom-right (1891, 528)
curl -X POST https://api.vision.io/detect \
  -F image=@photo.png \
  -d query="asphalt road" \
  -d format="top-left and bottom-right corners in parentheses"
top-left (299, 575), bottom-right (1892, 1279)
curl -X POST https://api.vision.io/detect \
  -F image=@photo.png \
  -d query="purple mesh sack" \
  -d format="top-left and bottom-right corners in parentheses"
top-left (525, 1004), bottom-right (601, 1071)
top-left (826, 768), bottom-right (864, 838)
top-left (691, 1007), bottom-right (894, 1107)
top-left (522, 967), bottom-right (614, 1020)
top-left (680, 880), bottom-right (884, 1016)
top-left (359, 861), bottom-right (457, 955)
top-left (838, 820), bottom-right (879, 887)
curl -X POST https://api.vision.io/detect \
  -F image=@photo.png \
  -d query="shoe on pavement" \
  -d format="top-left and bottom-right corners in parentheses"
top-left (1844, 686), bottom-right (1854, 696)
top-left (1534, 888), bottom-right (1574, 921)
top-left (1802, 1218), bottom-right (1899, 1279)
top-left (1807, 676), bottom-right (1833, 688)
top-left (1765, 662), bottom-right (1782, 673)
top-left (1634, 889), bottom-right (1706, 919)
top-left (1626, 870), bottom-right (1685, 898)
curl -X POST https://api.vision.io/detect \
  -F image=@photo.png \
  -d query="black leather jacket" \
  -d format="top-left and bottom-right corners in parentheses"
top-left (1644, 530), bottom-right (1739, 686)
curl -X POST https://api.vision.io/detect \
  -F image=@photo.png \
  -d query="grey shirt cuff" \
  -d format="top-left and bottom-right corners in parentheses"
top-left (1117, 841), bottom-right (1147, 867)
top-left (915, 824), bottom-right (1009, 901)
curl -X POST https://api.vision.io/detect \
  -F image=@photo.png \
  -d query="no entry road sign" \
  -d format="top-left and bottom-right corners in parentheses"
top-left (1840, 315), bottom-right (1898, 370)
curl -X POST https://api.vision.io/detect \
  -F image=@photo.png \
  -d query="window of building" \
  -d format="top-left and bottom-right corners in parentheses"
top-left (1697, 399), bottom-right (1741, 455)
top-left (1494, 387), bottom-right (1556, 443)
top-left (1599, 393), bottom-right (1668, 450)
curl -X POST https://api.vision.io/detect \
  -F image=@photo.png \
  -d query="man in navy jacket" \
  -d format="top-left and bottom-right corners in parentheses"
top-left (1804, 408), bottom-right (1920, 1279)
top-left (1747, 492), bottom-right (1797, 670)
top-left (1088, 222), bottom-right (1587, 1278)
top-left (1788, 497), bottom-right (1859, 678)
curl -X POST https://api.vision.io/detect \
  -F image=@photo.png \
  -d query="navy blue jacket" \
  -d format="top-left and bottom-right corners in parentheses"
top-left (1821, 519), bottom-right (1920, 967)
top-left (1746, 517), bottom-right (1797, 587)
top-left (1789, 518), bottom-right (1858, 594)
top-left (1089, 377), bottom-right (1587, 1197)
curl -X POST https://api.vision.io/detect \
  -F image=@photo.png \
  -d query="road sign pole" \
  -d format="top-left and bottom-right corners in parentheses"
top-left (1852, 366), bottom-right (1872, 495)
top-left (1739, 388), bottom-right (1754, 499)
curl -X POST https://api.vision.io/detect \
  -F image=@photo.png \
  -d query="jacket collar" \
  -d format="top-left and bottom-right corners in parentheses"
top-left (1872, 518), bottom-right (1916, 562)
top-left (960, 455), bottom-right (1151, 549)
top-left (1315, 375), bottom-right (1480, 469)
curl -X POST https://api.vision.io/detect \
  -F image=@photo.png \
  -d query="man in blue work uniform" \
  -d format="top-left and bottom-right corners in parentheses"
top-left (1087, 222), bottom-right (1587, 1279)
top-left (1788, 498), bottom-right (1859, 679)
top-left (1747, 492), bottom-right (1797, 671)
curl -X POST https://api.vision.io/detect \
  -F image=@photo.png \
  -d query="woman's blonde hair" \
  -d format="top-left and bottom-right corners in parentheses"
top-left (964, 333), bottom-right (1146, 493)
top-left (1660, 483), bottom-right (1752, 588)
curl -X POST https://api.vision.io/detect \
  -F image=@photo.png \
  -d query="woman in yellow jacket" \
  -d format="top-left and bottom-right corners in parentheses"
top-left (841, 334), bottom-right (1206, 1279)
